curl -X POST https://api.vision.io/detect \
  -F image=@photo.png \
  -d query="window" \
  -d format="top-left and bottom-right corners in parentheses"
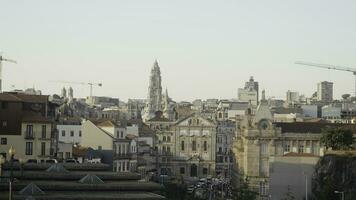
top-left (120, 131), bottom-right (123, 138)
top-left (0, 138), bottom-right (7, 145)
top-left (203, 141), bottom-right (207, 151)
top-left (299, 145), bottom-right (304, 153)
top-left (1, 102), bottom-right (8, 109)
top-left (261, 143), bottom-right (268, 155)
top-left (167, 136), bottom-right (171, 142)
top-left (162, 146), bottom-right (166, 153)
top-left (2, 121), bottom-right (7, 127)
top-left (259, 182), bottom-right (267, 195)
top-left (203, 168), bottom-right (208, 175)
top-left (79, 131), bottom-right (82, 137)
top-left (118, 145), bottom-right (121, 154)
top-left (26, 142), bottom-right (33, 155)
top-left (180, 167), bottom-right (185, 174)
top-left (167, 146), bottom-right (171, 153)
top-left (62, 130), bottom-right (65, 137)
top-left (218, 147), bottom-right (222, 153)
top-left (41, 142), bottom-right (46, 156)
top-left (260, 160), bottom-right (268, 176)
top-left (284, 144), bottom-right (290, 152)
top-left (127, 162), bottom-right (130, 171)
top-left (66, 152), bottom-right (70, 158)
top-left (181, 141), bottom-right (185, 151)
top-left (41, 125), bottom-right (46, 139)
top-left (163, 136), bottom-right (166, 142)
top-left (98, 146), bottom-right (102, 150)
top-left (217, 136), bottom-right (222, 143)
top-left (70, 131), bottom-right (74, 137)
top-left (192, 141), bottom-right (197, 151)
top-left (26, 125), bottom-right (33, 137)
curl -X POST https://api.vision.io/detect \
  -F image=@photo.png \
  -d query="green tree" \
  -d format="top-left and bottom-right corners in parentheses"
top-left (281, 185), bottom-right (296, 200)
top-left (232, 177), bottom-right (258, 200)
top-left (321, 127), bottom-right (354, 150)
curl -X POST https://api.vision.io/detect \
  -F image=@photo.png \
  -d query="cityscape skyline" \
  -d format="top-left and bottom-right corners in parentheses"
top-left (1, 0), bottom-right (356, 101)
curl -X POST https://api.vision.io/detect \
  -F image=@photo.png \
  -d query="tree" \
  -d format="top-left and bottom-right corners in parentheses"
top-left (321, 127), bottom-right (354, 150)
top-left (281, 185), bottom-right (296, 200)
top-left (232, 177), bottom-right (258, 200)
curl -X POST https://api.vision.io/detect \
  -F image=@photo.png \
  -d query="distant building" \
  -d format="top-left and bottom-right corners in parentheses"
top-left (86, 96), bottom-right (119, 108)
top-left (238, 76), bottom-right (259, 106)
top-left (286, 90), bottom-right (299, 105)
top-left (301, 105), bottom-right (318, 118)
top-left (322, 105), bottom-right (341, 122)
top-left (143, 60), bottom-right (163, 121)
top-left (317, 81), bottom-right (333, 102)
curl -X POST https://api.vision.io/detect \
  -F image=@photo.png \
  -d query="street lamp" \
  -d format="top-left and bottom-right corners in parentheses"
top-left (8, 146), bottom-right (16, 200)
top-left (0, 155), bottom-right (5, 177)
top-left (19, 158), bottom-right (25, 177)
top-left (335, 191), bottom-right (345, 200)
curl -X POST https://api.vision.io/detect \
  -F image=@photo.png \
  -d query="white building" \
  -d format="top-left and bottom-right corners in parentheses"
top-left (57, 124), bottom-right (82, 144)
top-left (286, 90), bottom-right (299, 105)
top-left (322, 105), bottom-right (341, 121)
top-left (301, 105), bottom-right (318, 118)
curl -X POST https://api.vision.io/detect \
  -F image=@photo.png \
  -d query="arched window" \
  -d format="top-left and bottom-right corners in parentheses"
top-left (181, 141), bottom-right (185, 151)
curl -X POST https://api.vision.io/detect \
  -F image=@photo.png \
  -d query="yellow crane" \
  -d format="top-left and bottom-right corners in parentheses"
top-left (0, 55), bottom-right (17, 93)
top-left (51, 81), bottom-right (102, 98)
top-left (295, 61), bottom-right (356, 98)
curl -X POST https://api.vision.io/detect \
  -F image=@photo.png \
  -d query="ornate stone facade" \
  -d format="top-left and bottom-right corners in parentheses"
top-left (232, 90), bottom-right (325, 199)
top-left (143, 60), bottom-right (163, 122)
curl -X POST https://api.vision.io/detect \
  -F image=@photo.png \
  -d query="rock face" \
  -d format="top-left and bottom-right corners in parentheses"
top-left (312, 153), bottom-right (356, 200)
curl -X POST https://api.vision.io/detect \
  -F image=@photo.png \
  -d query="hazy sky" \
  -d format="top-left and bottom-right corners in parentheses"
top-left (1, 0), bottom-right (356, 101)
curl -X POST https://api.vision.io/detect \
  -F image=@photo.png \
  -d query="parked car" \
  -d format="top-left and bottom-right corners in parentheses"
top-left (46, 159), bottom-right (58, 164)
top-left (27, 159), bottom-right (38, 163)
top-left (64, 159), bottom-right (78, 163)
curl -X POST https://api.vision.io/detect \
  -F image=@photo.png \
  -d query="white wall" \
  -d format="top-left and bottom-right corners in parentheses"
top-left (57, 125), bottom-right (82, 144)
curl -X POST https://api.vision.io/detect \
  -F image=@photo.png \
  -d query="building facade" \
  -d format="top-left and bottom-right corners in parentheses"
top-left (317, 81), bottom-right (333, 102)
top-left (143, 60), bottom-right (163, 121)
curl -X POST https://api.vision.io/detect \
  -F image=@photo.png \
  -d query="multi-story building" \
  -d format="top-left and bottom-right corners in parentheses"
top-left (0, 92), bottom-right (56, 162)
top-left (171, 115), bottom-right (216, 178)
top-left (317, 81), bottom-right (333, 102)
top-left (232, 91), bottom-right (328, 199)
top-left (286, 90), bottom-right (299, 105)
top-left (216, 120), bottom-right (235, 178)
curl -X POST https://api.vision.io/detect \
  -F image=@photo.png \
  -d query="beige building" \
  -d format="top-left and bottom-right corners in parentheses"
top-left (0, 93), bottom-right (56, 162)
top-left (81, 120), bottom-right (115, 150)
top-left (171, 115), bottom-right (216, 178)
top-left (0, 120), bottom-right (52, 162)
top-left (232, 91), bottom-right (325, 199)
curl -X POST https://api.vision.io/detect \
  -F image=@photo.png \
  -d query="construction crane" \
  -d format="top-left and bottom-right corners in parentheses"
top-left (51, 81), bottom-right (102, 98)
top-left (295, 61), bottom-right (356, 98)
top-left (0, 55), bottom-right (17, 93)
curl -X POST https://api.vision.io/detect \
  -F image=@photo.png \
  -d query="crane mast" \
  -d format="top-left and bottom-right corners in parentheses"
top-left (295, 61), bottom-right (356, 98)
top-left (0, 55), bottom-right (17, 93)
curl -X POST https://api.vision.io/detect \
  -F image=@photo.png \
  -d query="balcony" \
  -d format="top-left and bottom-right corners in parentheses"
top-left (24, 132), bottom-right (35, 140)
top-left (114, 153), bottom-right (133, 160)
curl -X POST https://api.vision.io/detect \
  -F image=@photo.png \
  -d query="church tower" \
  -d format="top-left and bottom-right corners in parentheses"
top-left (143, 60), bottom-right (163, 121)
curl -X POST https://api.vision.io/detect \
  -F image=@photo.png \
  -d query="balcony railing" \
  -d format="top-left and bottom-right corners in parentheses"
top-left (24, 132), bottom-right (35, 139)
top-left (113, 153), bottom-right (133, 159)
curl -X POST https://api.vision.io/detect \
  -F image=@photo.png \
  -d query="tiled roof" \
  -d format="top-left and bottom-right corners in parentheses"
top-left (0, 93), bottom-right (22, 102)
top-left (22, 111), bottom-right (52, 123)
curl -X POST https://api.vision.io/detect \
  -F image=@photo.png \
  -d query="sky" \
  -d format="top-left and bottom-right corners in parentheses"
top-left (1, 0), bottom-right (356, 101)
